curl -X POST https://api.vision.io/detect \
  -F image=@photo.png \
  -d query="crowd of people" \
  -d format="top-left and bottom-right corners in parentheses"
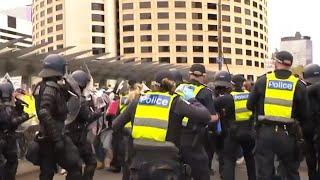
top-left (1, 50), bottom-right (320, 180)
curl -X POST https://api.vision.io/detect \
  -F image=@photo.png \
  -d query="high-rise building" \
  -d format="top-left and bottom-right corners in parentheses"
top-left (119, 0), bottom-right (269, 80)
top-left (32, 0), bottom-right (118, 57)
top-left (0, 12), bottom-right (32, 48)
top-left (32, 0), bottom-right (268, 80)
top-left (280, 32), bottom-right (313, 67)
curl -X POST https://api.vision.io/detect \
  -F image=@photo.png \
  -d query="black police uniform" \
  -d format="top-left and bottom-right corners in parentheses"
top-left (0, 83), bottom-right (30, 180)
top-left (113, 94), bottom-right (211, 180)
top-left (214, 90), bottom-right (256, 180)
top-left (66, 96), bottom-right (101, 180)
top-left (177, 80), bottom-right (214, 180)
top-left (247, 69), bottom-right (308, 180)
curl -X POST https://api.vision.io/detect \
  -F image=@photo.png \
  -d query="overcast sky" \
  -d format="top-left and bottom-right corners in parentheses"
top-left (1, 0), bottom-right (319, 63)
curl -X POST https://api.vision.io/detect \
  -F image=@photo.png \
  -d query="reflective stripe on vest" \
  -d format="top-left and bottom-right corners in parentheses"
top-left (175, 83), bottom-right (205, 127)
top-left (132, 92), bottom-right (177, 142)
top-left (120, 95), bottom-right (129, 113)
top-left (231, 91), bottom-right (252, 121)
top-left (264, 72), bottom-right (299, 123)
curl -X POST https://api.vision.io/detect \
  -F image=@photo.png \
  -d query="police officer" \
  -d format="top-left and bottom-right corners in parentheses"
top-left (213, 72), bottom-right (256, 180)
top-left (33, 54), bottom-right (82, 180)
top-left (247, 51), bottom-right (308, 180)
top-left (303, 64), bottom-right (320, 180)
top-left (0, 81), bottom-right (31, 180)
top-left (175, 64), bottom-right (218, 180)
top-left (66, 70), bottom-right (102, 180)
top-left (113, 70), bottom-right (211, 180)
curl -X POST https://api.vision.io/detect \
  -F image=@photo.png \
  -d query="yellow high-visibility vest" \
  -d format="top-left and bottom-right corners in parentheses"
top-left (231, 91), bottom-right (252, 121)
top-left (120, 95), bottom-right (129, 113)
top-left (264, 72), bottom-right (299, 123)
top-left (132, 91), bottom-right (177, 142)
top-left (175, 83), bottom-right (205, 126)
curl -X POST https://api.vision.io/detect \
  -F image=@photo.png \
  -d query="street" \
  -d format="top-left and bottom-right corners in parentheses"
top-left (16, 160), bottom-right (309, 180)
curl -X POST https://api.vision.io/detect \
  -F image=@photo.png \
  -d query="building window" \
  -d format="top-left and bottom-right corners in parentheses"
top-left (224, 58), bottom-right (232, 64)
top-left (41, 30), bottom-right (45, 36)
top-left (223, 47), bottom-right (231, 54)
top-left (158, 23), bottom-right (169, 30)
top-left (234, 17), bottom-right (242, 23)
top-left (47, 7), bottom-right (52, 14)
top-left (176, 34), bottom-right (187, 41)
top-left (192, 24), bottom-right (202, 30)
top-left (245, 29), bottom-right (251, 36)
top-left (175, 12), bottom-right (186, 19)
top-left (7, 16), bottom-right (16, 28)
top-left (245, 9), bottom-right (251, 15)
top-left (209, 58), bottom-right (217, 64)
top-left (253, 1), bottom-right (258, 7)
top-left (255, 61), bottom-right (259, 67)
top-left (159, 57), bottom-right (170, 63)
top-left (222, 4), bottom-right (230, 11)
top-left (56, 34), bottom-right (63, 41)
top-left (123, 3), bottom-right (133, 10)
top-left (158, 35), bottom-right (169, 41)
top-left (208, 14), bottom-right (217, 20)
top-left (123, 25), bottom-right (134, 31)
top-left (254, 31), bottom-right (258, 37)
top-left (40, 11), bottom-right (45, 17)
top-left (209, 36), bottom-right (218, 42)
top-left (208, 25), bottom-right (217, 31)
top-left (254, 51), bottom-right (259, 57)
top-left (47, 0), bottom-right (52, 4)
top-left (235, 48), bottom-right (242, 55)
top-left (56, 24), bottom-right (63, 31)
top-left (246, 40), bottom-right (252, 45)
top-left (48, 37), bottom-right (53, 43)
top-left (176, 46), bottom-right (187, 52)
top-left (141, 35), bottom-right (152, 41)
top-left (223, 37), bottom-right (231, 43)
top-left (176, 57), bottom-right (188, 63)
top-left (245, 0), bottom-right (250, 5)
top-left (92, 25), bottom-right (105, 33)
top-left (92, 3), bottom-right (104, 11)
top-left (92, 36), bottom-right (105, 44)
top-left (192, 2), bottom-right (202, 8)
top-left (40, 1), bottom-right (44, 8)
top-left (207, 3), bottom-right (217, 9)
top-left (193, 35), bottom-right (203, 41)
top-left (48, 47), bottom-right (54, 51)
top-left (140, 24), bottom-right (152, 30)
top-left (246, 50), bottom-right (252, 56)
top-left (254, 41), bottom-right (259, 47)
top-left (209, 47), bottom-right (218, 52)
top-left (247, 75), bottom-right (254, 81)
top-left (222, 15), bottom-right (230, 22)
top-left (193, 57), bottom-right (204, 63)
top-left (123, 36), bottom-right (134, 43)
top-left (47, 17), bottom-right (53, 23)
top-left (140, 13), bottom-right (151, 19)
top-left (159, 46), bottom-right (170, 52)
top-left (193, 46), bottom-right (203, 52)
top-left (141, 58), bottom-right (153, 62)
top-left (57, 44), bottom-right (63, 49)
top-left (223, 26), bottom-right (231, 32)
top-left (47, 27), bottom-right (53, 33)
top-left (175, 1), bottom-right (186, 8)
top-left (235, 27), bottom-right (242, 34)
top-left (56, 14), bottom-right (63, 21)
top-left (140, 2), bottom-right (151, 8)
top-left (92, 48), bottom-right (105, 55)
top-left (158, 12), bottom-right (169, 19)
top-left (123, 14), bottom-right (134, 20)
top-left (192, 13), bottom-right (202, 19)
top-left (124, 47), bottom-right (135, 54)
top-left (245, 19), bottom-right (251, 26)
top-left (176, 23), bottom-right (186, 30)
top-left (157, 1), bottom-right (168, 8)
top-left (236, 59), bottom-right (243, 65)
top-left (235, 38), bottom-right (242, 44)
top-left (234, 6), bottom-right (241, 13)
top-left (261, 62), bottom-right (265, 68)
top-left (56, 4), bottom-right (63, 11)
top-left (92, 14), bottom-right (104, 22)
top-left (141, 46), bottom-right (152, 53)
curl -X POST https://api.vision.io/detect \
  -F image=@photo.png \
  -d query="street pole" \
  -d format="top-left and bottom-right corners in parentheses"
top-left (218, 0), bottom-right (223, 70)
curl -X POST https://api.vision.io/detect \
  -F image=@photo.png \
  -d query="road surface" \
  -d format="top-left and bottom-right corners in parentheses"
top-left (16, 160), bottom-right (309, 180)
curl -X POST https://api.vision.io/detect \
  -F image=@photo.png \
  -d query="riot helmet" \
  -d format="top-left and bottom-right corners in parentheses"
top-left (39, 54), bottom-right (67, 78)
top-left (303, 64), bottom-right (320, 85)
top-left (213, 71), bottom-right (232, 88)
top-left (0, 81), bottom-right (14, 100)
top-left (71, 70), bottom-right (91, 89)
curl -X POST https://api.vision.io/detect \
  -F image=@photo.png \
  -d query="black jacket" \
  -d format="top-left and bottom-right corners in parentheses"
top-left (0, 103), bottom-right (29, 133)
top-left (247, 70), bottom-right (308, 125)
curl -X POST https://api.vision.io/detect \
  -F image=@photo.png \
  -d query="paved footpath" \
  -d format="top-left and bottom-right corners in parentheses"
top-left (16, 160), bottom-right (309, 180)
